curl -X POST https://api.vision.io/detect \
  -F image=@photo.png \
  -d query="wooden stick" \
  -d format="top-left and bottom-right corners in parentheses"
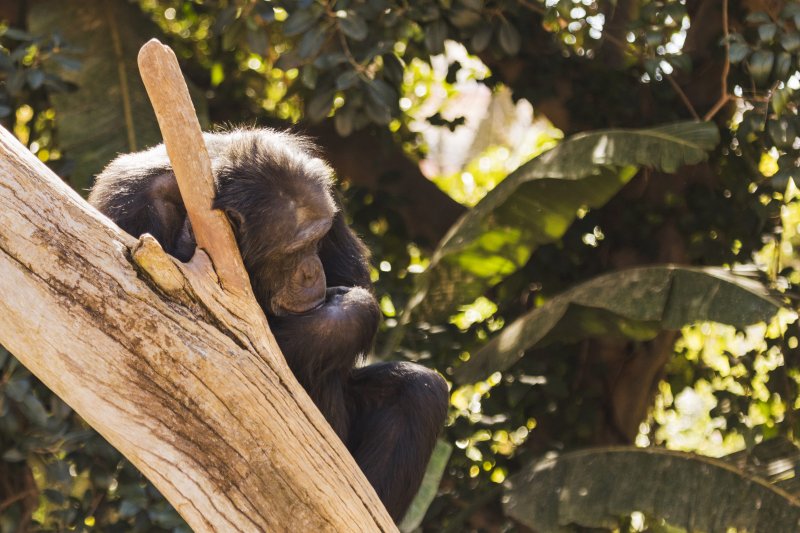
top-left (137, 39), bottom-right (250, 294)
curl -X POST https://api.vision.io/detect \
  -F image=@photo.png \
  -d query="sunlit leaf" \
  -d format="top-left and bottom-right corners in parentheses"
top-left (396, 122), bottom-right (719, 336)
top-left (455, 266), bottom-right (782, 384)
top-left (505, 447), bottom-right (800, 533)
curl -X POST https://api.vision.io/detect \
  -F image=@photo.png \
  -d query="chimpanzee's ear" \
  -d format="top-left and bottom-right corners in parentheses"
top-left (319, 207), bottom-right (372, 289)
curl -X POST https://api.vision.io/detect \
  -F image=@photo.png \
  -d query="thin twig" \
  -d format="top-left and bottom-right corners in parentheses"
top-left (517, 0), bottom-right (545, 15)
top-left (325, 0), bottom-right (367, 74)
top-left (0, 490), bottom-right (36, 513)
top-left (666, 73), bottom-right (700, 120)
top-left (704, 0), bottom-right (731, 121)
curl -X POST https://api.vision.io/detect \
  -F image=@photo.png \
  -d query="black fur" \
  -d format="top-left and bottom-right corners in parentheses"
top-left (89, 128), bottom-right (449, 520)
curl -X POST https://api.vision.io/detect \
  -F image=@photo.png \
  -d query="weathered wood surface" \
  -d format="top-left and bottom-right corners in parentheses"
top-left (0, 46), bottom-right (396, 533)
top-left (137, 40), bottom-right (250, 295)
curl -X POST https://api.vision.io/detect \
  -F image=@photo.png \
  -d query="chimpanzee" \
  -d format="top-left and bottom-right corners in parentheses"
top-left (88, 128), bottom-right (449, 520)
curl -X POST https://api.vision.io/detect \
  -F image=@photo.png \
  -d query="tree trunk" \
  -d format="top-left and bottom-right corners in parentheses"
top-left (0, 122), bottom-right (395, 530)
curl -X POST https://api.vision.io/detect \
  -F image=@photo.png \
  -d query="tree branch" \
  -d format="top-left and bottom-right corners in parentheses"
top-left (0, 76), bottom-right (395, 533)
top-left (138, 40), bottom-right (250, 295)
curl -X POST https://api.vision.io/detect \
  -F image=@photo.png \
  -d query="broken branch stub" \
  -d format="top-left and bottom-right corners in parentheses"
top-left (137, 38), bottom-right (249, 295)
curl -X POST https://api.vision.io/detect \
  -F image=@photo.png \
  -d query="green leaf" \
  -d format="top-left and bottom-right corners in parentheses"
top-left (334, 103), bottom-right (357, 136)
top-left (336, 69), bottom-right (361, 90)
top-left (26, 69), bottom-right (44, 89)
top-left (773, 86), bottom-right (794, 115)
top-left (471, 25), bottom-right (492, 53)
top-left (314, 52), bottom-right (348, 69)
top-left (382, 53), bottom-right (404, 84)
top-left (283, 9), bottom-right (319, 36)
top-left (396, 122), bottom-right (720, 330)
top-left (301, 64), bottom-right (317, 89)
top-left (722, 437), bottom-right (800, 498)
top-left (27, 0), bottom-right (208, 192)
top-left (758, 23), bottom-right (777, 43)
top-left (504, 447), bottom-right (800, 533)
top-left (398, 440), bottom-right (452, 532)
top-left (246, 27), bottom-right (269, 55)
top-left (337, 10), bottom-right (368, 41)
top-left (305, 90), bottom-right (335, 122)
top-left (1, 449), bottom-right (25, 462)
top-left (749, 50), bottom-right (775, 86)
top-left (455, 266), bottom-right (783, 384)
top-left (0, 28), bottom-right (34, 41)
top-left (297, 27), bottom-right (327, 59)
top-left (780, 31), bottom-right (800, 52)
top-left (774, 51), bottom-right (793, 80)
top-left (448, 8), bottom-right (482, 29)
top-left (51, 54), bottom-right (82, 71)
top-left (364, 77), bottom-right (397, 108)
top-left (728, 42), bottom-right (751, 63)
top-left (364, 97), bottom-right (392, 125)
top-left (425, 19), bottom-right (447, 55)
top-left (746, 12), bottom-right (772, 24)
top-left (769, 117), bottom-right (797, 150)
top-left (498, 20), bottom-right (521, 55)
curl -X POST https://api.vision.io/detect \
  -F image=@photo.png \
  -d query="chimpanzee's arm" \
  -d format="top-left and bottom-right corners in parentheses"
top-left (346, 361), bottom-right (449, 520)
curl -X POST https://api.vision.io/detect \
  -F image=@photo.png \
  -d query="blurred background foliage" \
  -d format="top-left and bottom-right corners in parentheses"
top-left (2, 0), bottom-right (800, 531)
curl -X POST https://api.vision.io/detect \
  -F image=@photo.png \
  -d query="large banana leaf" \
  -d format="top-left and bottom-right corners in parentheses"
top-left (505, 447), bottom-right (800, 533)
top-left (28, 0), bottom-right (208, 192)
top-left (400, 121), bottom-right (719, 328)
top-left (455, 266), bottom-right (783, 384)
top-left (723, 437), bottom-right (800, 498)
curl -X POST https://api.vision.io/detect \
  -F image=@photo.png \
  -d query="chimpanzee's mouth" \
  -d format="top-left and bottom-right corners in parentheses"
top-left (272, 287), bottom-right (351, 317)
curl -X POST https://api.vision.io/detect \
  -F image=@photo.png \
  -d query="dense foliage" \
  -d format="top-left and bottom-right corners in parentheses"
top-left (2, 0), bottom-right (800, 531)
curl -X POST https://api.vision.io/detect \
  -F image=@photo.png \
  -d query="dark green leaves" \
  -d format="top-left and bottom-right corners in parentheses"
top-left (283, 9), bottom-right (321, 36)
top-left (365, 77), bottom-right (397, 109)
top-left (749, 50), bottom-right (775, 86)
top-left (781, 31), bottom-right (800, 52)
top-left (498, 20), bottom-right (521, 55)
top-left (455, 266), bottom-right (783, 384)
top-left (305, 90), bottom-right (335, 122)
top-left (27, 0), bottom-right (208, 191)
top-left (425, 19), bottom-right (448, 55)
top-left (297, 27), bottom-right (328, 59)
top-left (505, 447), bottom-right (800, 533)
top-left (337, 10), bottom-right (368, 41)
top-left (471, 25), bottom-right (493, 52)
top-left (400, 122), bottom-right (720, 328)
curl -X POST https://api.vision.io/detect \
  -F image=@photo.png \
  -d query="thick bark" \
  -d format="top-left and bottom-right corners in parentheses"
top-left (0, 124), bottom-right (395, 530)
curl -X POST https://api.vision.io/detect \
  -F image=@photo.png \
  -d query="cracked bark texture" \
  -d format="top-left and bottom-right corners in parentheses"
top-left (0, 123), bottom-right (396, 531)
